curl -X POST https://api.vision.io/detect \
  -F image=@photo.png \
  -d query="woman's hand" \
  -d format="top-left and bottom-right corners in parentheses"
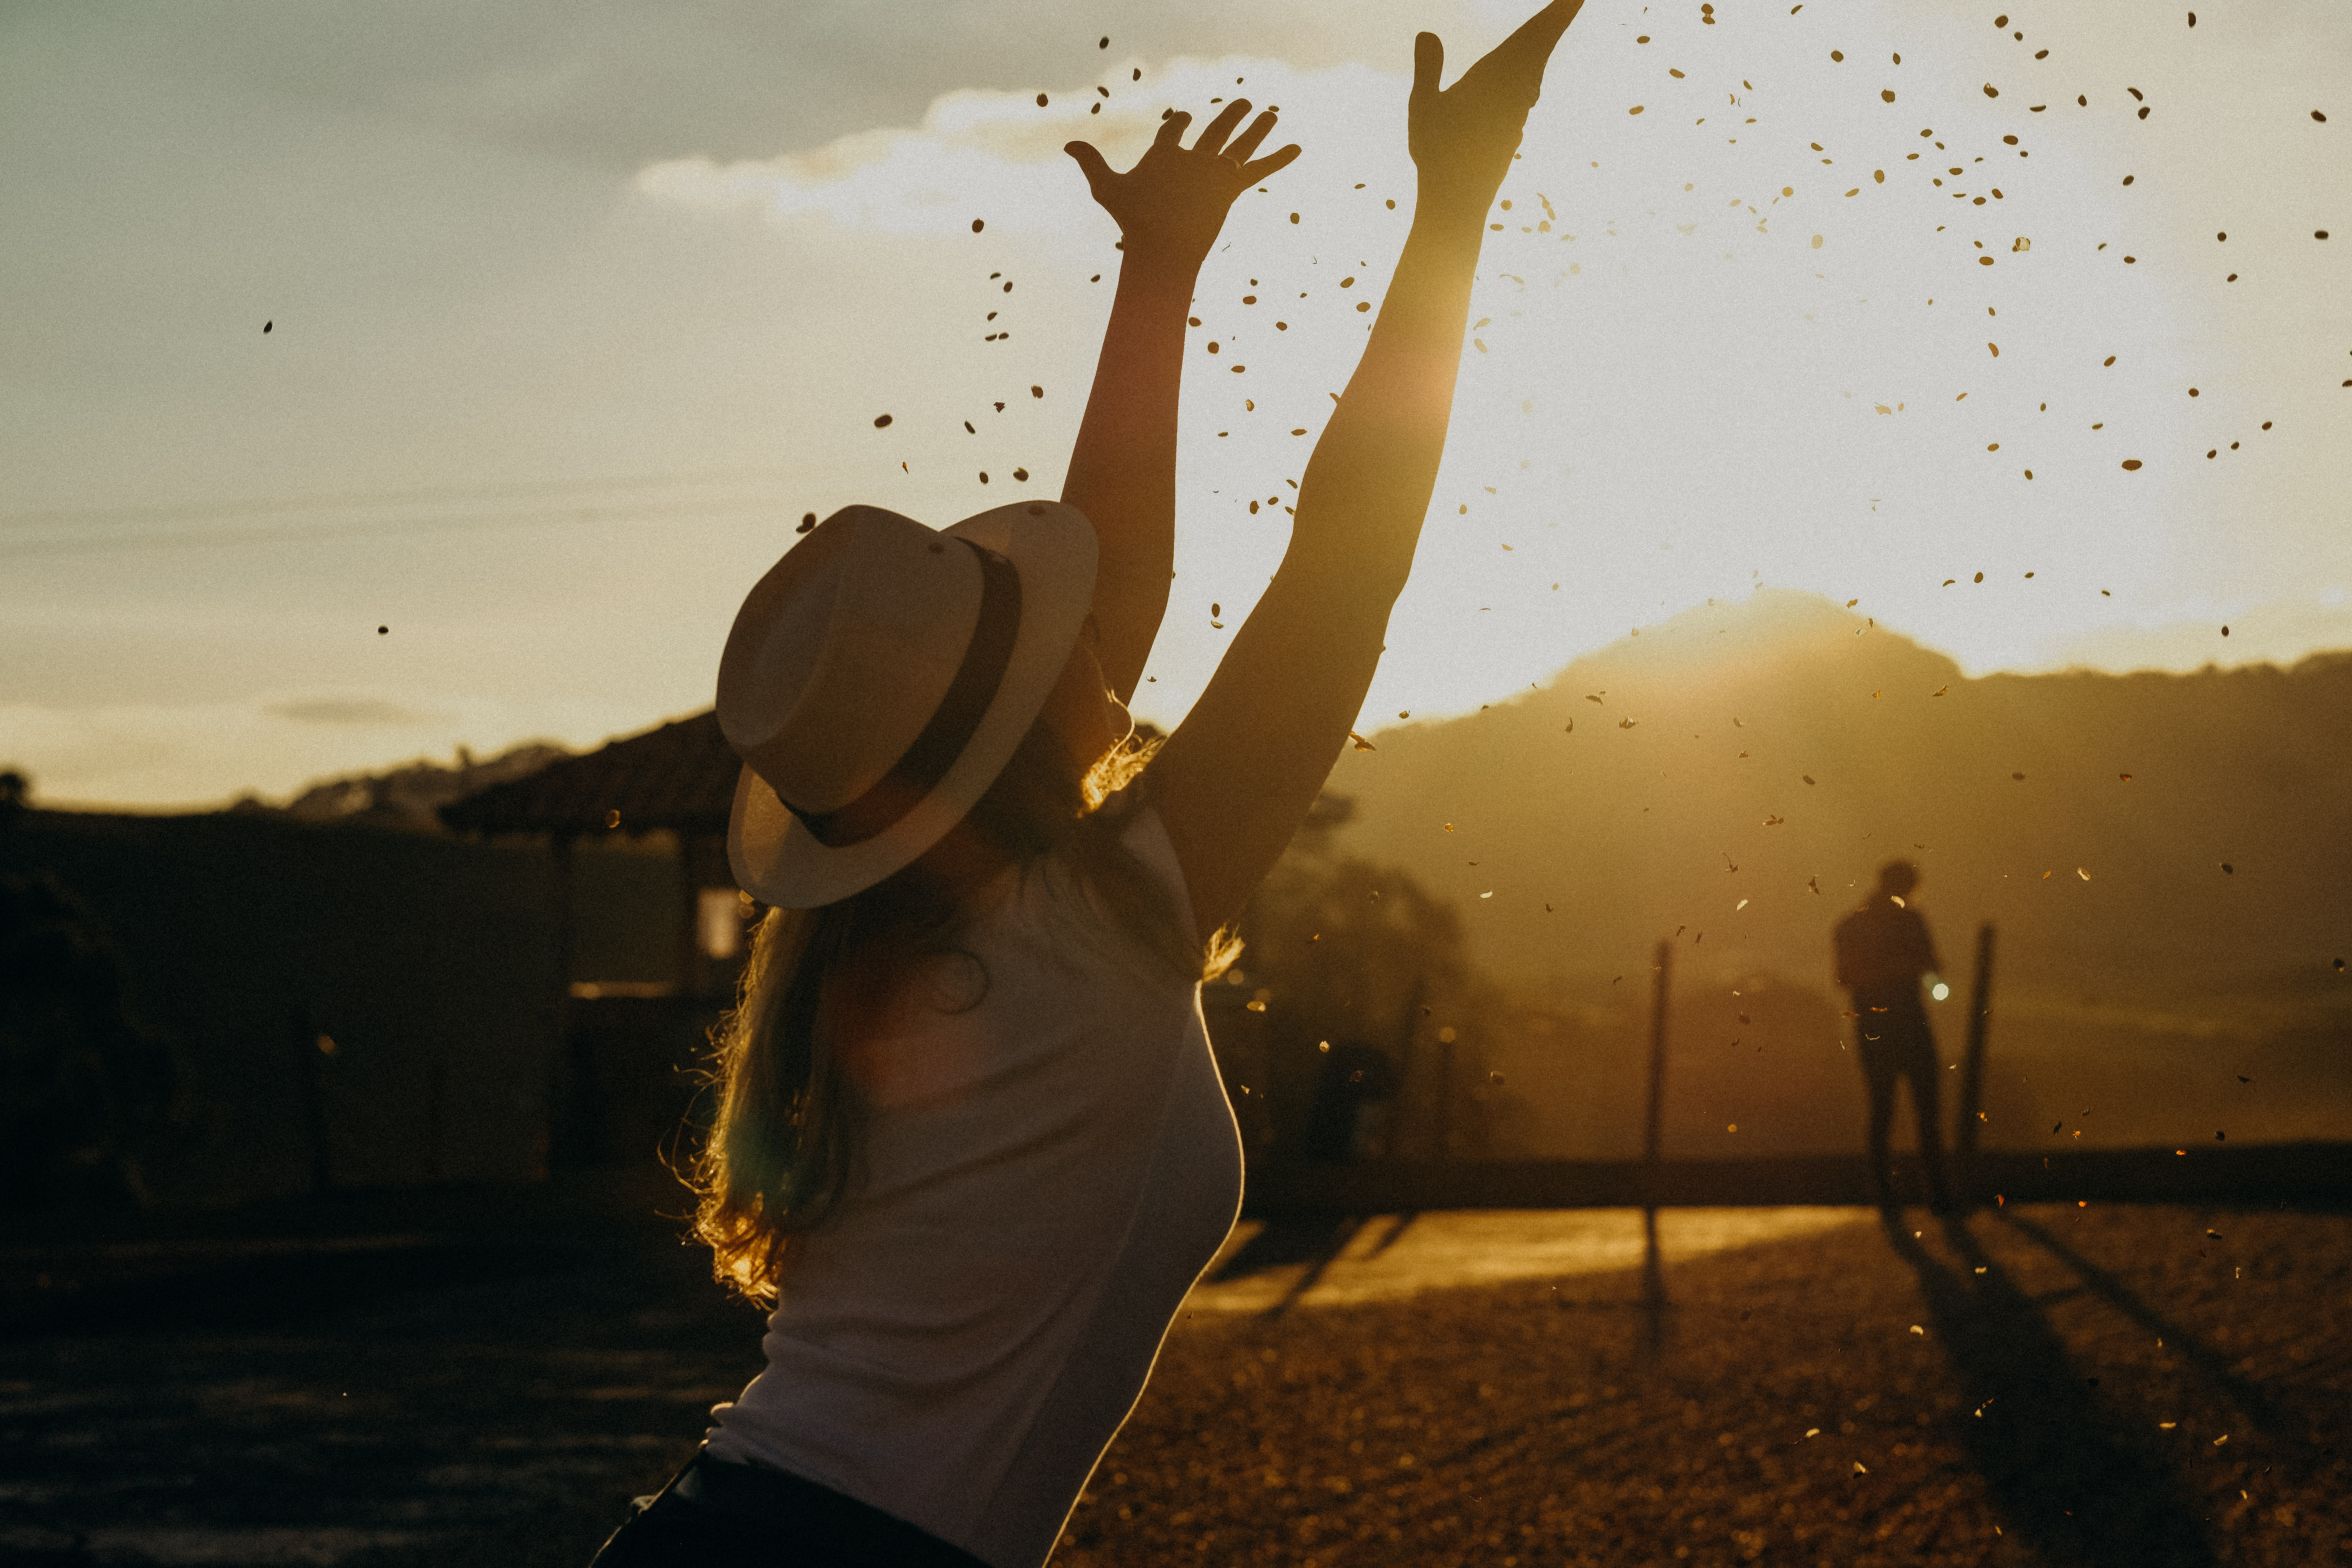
top-left (1408, 0), bottom-right (1582, 207)
top-left (1065, 100), bottom-right (1302, 269)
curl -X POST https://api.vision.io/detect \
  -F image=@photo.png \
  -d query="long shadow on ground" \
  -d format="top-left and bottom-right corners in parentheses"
top-left (1880, 1209), bottom-right (2217, 1568)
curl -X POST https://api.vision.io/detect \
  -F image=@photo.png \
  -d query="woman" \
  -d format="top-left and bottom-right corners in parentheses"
top-left (591, 5), bottom-right (1581, 1563)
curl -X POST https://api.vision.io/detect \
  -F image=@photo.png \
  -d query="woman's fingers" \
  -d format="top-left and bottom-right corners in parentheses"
top-left (1412, 31), bottom-right (1448, 104)
top-left (1152, 109), bottom-right (1193, 151)
top-left (1223, 109), bottom-right (1281, 166)
top-left (1239, 142), bottom-right (1303, 185)
top-left (1189, 97), bottom-right (1254, 157)
top-left (1473, 0), bottom-right (1582, 97)
top-left (1063, 140), bottom-right (1117, 201)
top-left (1501, 0), bottom-right (1583, 66)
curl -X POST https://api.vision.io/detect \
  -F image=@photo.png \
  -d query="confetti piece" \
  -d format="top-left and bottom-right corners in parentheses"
top-left (606, 809), bottom-right (621, 829)
top-left (263, 321), bottom-right (272, 333)
top-left (1630, 105), bottom-right (1645, 114)
top-left (376, 625), bottom-right (387, 635)
top-left (2121, 459), bottom-right (2142, 470)
top-left (1811, 234), bottom-right (1824, 249)
top-left (873, 414), bottom-right (893, 428)
top-left (797, 512), bottom-right (817, 534)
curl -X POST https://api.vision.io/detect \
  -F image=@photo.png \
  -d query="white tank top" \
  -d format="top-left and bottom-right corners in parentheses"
top-left (702, 804), bottom-right (1243, 1568)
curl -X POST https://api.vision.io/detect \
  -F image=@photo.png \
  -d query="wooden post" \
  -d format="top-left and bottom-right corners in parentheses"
top-left (1392, 975), bottom-right (1425, 1162)
top-left (1644, 939), bottom-right (1672, 1167)
top-left (1955, 922), bottom-right (1995, 1161)
top-left (292, 1002), bottom-right (333, 1195)
top-left (1640, 939), bottom-right (1673, 1354)
top-left (1434, 1027), bottom-right (1456, 1163)
top-left (547, 833), bottom-right (578, 1174)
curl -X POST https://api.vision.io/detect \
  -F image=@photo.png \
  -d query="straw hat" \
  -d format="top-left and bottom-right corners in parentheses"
top-left (717, 501), bottom-right (1097, 909)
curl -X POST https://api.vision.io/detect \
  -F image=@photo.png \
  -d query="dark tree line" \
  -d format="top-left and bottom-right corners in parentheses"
top-left (2, 771), bottom-right (183, 1207)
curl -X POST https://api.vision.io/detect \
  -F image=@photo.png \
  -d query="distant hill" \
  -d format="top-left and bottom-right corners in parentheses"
top-left (1312, 590), bottom-right (2352, 1156)
top-left (232, 741), bottom-right (571, 833)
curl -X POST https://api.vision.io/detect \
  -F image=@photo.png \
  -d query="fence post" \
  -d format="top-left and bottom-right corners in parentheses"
top-left (1434, 1026), bottom-right (1456, 1163)
top-left (1392, 975), bottom-right (1425, 1162)
top-left (1955, 923), bottom-right (1995, 1168)
top-left (546, 833), bottom-right (580, 1174)
top-left (292, 1002), bottom-right (334, 1195)
top-left (1640, 940), bottom-right (1673, 1353)
top-left (1644, 939), bottom-right (1672, 1169)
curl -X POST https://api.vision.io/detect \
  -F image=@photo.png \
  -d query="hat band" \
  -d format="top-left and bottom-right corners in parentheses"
top-left (784, 540), bottom-right (1025, 850)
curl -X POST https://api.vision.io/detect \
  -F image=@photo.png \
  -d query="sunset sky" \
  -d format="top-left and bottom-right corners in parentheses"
top-left (3, 0), bottom-right (2345, 808)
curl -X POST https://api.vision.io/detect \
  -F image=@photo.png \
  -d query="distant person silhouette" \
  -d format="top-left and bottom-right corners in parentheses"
top-left (1832, 860), bottom-right (1953, 1210)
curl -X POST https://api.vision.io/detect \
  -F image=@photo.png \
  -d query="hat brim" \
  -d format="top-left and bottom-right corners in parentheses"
top-left (727, 501), bottom-right (1099, 909)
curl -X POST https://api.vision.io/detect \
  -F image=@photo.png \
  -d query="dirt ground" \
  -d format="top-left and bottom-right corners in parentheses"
top-left (1, 1192), bottom-right (2345, 1567)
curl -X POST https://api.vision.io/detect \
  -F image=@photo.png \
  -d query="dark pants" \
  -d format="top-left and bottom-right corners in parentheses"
top-left (1856, 1003), bottom-right (1951, 1208)
top-left (589, 1448), bottom-right (993, 1568)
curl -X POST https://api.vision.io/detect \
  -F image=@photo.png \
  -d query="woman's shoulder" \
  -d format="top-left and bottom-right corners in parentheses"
top-left (1014, 788), bottom-right (1200, 979)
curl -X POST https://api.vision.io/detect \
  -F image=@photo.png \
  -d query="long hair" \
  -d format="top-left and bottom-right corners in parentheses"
top-left (688, 717), bottom-right (1234, 1305)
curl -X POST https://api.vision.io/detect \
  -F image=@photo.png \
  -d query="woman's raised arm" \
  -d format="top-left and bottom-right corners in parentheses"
top-left (1150, 0), bottom-right (1583, 939)
top-left (1061, 104), bottom-right (1301, 706)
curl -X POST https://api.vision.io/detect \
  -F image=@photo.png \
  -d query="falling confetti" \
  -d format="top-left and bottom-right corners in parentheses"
top-left (874, 414), bottom-right (893, 428)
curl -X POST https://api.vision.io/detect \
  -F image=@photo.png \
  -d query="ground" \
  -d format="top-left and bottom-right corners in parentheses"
top-left (1, 1188), bottom-right (2344, 1566)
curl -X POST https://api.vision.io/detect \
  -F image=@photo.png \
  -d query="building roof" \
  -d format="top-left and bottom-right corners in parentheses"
top-left (439, 710), bottom-right (740, 838)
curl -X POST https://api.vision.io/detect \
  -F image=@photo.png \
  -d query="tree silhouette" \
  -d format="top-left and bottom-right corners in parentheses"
top-left (0, 868), bottom-right (181, 1207)
top-left (1236, 794), bottom-right (1528, 1159)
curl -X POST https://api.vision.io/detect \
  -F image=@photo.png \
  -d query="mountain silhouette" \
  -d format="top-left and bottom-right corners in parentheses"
top-left (1314, 590), bottom-right (2352, 1156)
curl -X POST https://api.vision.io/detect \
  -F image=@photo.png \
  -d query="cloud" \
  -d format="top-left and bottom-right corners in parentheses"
top-left (265, 697), bottom-right (448, 726)
top-left (634, 56), bottom-right (1404, 236)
